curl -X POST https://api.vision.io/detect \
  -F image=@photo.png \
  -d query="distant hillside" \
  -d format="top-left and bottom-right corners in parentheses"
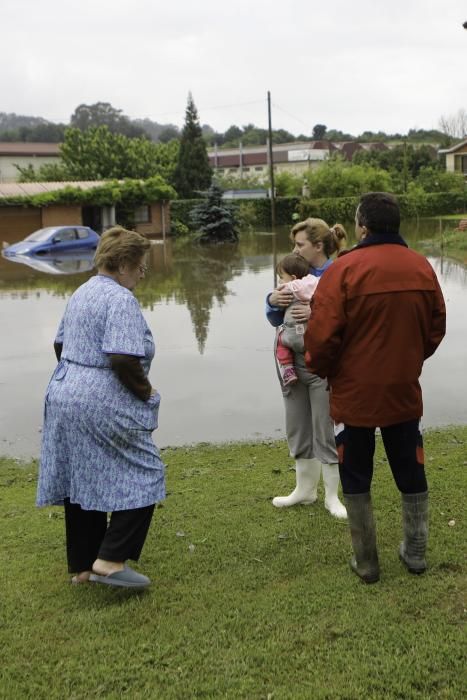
top-left (0, 112), bottom-right (52, 130)
top-left (0, 106), bottom-right (452, 147)
top-left (0, 109), bottom-right (182, 143)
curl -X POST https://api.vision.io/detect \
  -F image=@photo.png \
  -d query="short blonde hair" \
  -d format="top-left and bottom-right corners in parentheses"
top-left (94, 226), bottom-right (151, 271)
top-left (291, 218), bottom-right (347, 258)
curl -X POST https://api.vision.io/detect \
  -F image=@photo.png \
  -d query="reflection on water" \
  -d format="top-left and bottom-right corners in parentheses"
top-left (0, 219), bottom-right (466, 459)
top-left (1, 250), bottom-right (95, 276)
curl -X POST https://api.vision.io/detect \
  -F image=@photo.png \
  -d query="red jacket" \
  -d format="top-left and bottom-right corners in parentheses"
top-left (305, 239), bottom-right (446, 427)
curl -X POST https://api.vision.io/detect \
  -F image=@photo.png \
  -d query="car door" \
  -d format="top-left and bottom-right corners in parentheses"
top-left (76, 227), bottom-right (95, 250)
top-left (51, 228), bottom-right (78, 253)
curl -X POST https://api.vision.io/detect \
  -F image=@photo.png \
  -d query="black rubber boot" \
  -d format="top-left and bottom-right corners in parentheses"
top-left (399, 491), bottom-right (428, 574)
top-left (344, 493), bottom-right (380, 584)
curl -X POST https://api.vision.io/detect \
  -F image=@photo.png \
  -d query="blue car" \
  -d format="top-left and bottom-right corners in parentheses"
top-left (2, 226), bottom-right (99, 257)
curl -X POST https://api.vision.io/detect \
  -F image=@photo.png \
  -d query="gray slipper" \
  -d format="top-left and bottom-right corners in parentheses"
top-left (89, 565), bottom-right (151, 589)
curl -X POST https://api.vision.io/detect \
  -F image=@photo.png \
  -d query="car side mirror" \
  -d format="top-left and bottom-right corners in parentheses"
top-left (52, 237), bottom-right (60, 244)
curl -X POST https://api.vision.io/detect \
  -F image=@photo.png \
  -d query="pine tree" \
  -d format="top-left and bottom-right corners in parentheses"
top-left (190, 182), bottom-right (238, 243)
top-left (173, 93), bottom-right (212, 198)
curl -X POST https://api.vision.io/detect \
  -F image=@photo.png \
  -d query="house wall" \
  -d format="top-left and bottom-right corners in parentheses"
top-left (0, 155), bottom-right (61, 183)
top-left (445, 154), bottom-right (455, 172)
top-left (41, 205), bottom-right (83, 227)
top-left (0, 206), bottom-right (42, 241)
top-left (134, 202), bottom-right (171, 236)
top-left (454, 152), bottom-right (467, 174)
top-left (444, 144), bottom-right (467, 173)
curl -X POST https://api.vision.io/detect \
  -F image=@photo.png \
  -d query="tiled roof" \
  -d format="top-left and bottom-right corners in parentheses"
top-left (0, 142), bottom-right (61, 156)
top-left (0, 181), bottom-right (107, 198)
top-left (438, 138), bottom-right (467, 154)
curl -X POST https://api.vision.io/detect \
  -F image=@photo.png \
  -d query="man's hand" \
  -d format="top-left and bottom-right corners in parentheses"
top-left (290, 303), bottom-right (311, 323)
top-left (269, 288), bottom-right (294, 307)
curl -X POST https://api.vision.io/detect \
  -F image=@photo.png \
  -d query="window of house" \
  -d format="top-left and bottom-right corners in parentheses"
top-left (255, 166), bottom-right (264, 171)
top-left (228, 168), bottom-right (237, 173)
top-left (134, 205), bottom-right (151, 223)
top-left (242, 167), bottom-right (250, 172)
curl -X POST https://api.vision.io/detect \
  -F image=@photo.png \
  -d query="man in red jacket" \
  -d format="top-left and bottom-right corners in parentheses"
top-left (305, 192), bottom-right (446, 583)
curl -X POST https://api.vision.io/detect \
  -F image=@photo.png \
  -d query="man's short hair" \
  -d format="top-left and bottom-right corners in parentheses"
top-left (357, 192), bottom-right (400, 236)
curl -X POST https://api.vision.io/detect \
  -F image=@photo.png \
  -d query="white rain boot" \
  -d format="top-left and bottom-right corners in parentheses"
top-left (322, 463), bottom-right (348, 519)
top-left (272, 458), bottom-right (321, 507)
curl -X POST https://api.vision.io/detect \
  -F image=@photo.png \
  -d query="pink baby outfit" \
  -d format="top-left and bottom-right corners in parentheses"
top-left (275, 275), bottom-right (320, 386)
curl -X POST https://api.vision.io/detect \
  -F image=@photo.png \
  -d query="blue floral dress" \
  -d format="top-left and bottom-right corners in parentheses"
top-left (37, 274), bottom-right (165, 511)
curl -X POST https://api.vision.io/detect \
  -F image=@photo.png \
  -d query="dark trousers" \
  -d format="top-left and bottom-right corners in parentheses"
top-left (64, 499), bottom-right (155, 573)
top-left (336, 419), bottom-right (427, 495)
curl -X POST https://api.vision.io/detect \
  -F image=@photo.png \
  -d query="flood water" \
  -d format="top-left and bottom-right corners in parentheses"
top-left (1, 219), bottom-right (466, 460)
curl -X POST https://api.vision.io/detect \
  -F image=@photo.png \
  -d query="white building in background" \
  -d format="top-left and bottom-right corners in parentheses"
top-left (0, 142), bottom-right (61, 182)
top-left (208, 140), bottom-right (391, 181)
top-left (438, 139), bottom-right (467, 175)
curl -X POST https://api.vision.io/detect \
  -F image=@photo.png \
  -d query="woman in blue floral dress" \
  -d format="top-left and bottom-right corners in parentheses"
top-left (37, 227), bottom-right (165, 589)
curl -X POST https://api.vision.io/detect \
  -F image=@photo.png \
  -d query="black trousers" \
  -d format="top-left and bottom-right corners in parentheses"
top-left (335, 419), bottom-right (428, 495)
top-left (64, 499), bottom-right (155, 573)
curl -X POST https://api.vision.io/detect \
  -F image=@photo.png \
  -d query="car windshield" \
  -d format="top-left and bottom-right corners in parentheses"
top-left (23, 228), bottom-right (55, 242)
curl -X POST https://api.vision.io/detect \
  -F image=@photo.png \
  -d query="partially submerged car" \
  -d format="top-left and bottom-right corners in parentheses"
top-left (2, 226), bottom-right (99, 257)
top-left (2, 249), bottom-right (96, 275)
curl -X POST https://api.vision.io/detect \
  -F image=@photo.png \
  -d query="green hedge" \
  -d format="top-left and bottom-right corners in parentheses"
top-left (170, 199), bottom-right (201, 231)
top-left (172, 191), bottom-right (466, 233)
top-left (171, 197), bottom-right (300, 232)
top-left (0, 177), bottom-right (176, 209)
top-left (299, 192), bottom-right (467, 222)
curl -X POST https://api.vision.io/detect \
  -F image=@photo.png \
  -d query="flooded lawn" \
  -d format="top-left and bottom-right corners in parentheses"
top-left (0, 220), bottom-right (466, 459)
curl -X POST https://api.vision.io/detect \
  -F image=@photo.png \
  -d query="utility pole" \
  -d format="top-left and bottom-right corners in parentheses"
top-left (267, 91), bottom-right (276, 229)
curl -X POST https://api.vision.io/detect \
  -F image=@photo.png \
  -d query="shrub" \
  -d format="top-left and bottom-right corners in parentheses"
top-left (236, 202), bottom-right (258, 231)
top-left (274, 172), bottom-right (303, 197)
top-left (171, 220), bottom-right (190, 237)
top-left (190, 183), bottom-right (238, 243)
top-left (304, 157), bottom-right (393, 198)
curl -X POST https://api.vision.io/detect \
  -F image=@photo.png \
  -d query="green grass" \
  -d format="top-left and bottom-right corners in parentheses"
top-left (441, 229), bottom-right (467, 251)
top-left (0, 427), bottom-right (466, 699)
top-left (428, 214), bottom-right (467, 221)
top-left (419, 226), bottom-right (467, 264)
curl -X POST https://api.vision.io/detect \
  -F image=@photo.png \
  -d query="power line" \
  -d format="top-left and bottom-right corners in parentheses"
top-left (142, 99), bottom-right (266, 123)
top-left (272, 102), bottom-right (310, 131)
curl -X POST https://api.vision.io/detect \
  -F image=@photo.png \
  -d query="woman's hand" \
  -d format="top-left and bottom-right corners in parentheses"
top-left (290, 303), bottom-right (311, 323)
top-left (269, 288), bottom-right (294, 308)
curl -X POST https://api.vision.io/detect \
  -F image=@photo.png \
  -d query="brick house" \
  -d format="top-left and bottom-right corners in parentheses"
top-left (0, 181), bottom-right (171, 241)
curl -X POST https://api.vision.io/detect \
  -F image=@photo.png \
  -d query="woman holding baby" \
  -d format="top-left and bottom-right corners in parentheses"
top-left (265, 218), bottom-right (347, 519)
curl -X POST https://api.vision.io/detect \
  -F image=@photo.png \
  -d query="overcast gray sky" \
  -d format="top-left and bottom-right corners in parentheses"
top-left (2, 0), bottom-right (466, 136)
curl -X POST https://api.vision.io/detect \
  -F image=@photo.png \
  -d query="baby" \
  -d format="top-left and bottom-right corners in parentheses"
top-left (274, 253), bottom-right (319, 386)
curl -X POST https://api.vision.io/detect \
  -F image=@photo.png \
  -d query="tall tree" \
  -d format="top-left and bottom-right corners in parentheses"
top-left (173, 94), bottom-right (212, 198)
top-left (70, 102), bottom-right (146, 138)
top-left (21, 126), bottom-right (179, 181)
top-left (312, 124), bottom-right (327, 140)
top-left (439, 108), bottom-right (467, 141)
